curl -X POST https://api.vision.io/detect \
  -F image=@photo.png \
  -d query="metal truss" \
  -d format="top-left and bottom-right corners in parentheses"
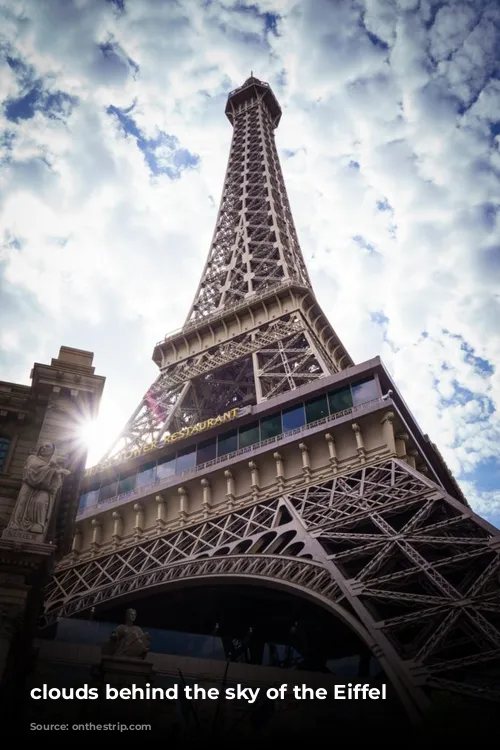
top-left (102, 316), bottom-right (333, 458)
top-left (186, 76), bottom-right (311, 323)
top-left (99, 76), bottom-right (353, 462)
top-left (43, 458), bottom-right (500, 705)
top-left (161, 315), bottom-right (308, 390)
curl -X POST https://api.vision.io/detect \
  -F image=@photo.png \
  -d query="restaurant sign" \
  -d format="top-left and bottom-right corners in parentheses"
top-left (84, 406), bottom-right (246, 477)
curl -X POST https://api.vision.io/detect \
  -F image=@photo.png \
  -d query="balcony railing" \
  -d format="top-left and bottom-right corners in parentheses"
top-left (156, 279), bottom-right (309, 347)
top-left (77, 397), bottom-right (387, 520)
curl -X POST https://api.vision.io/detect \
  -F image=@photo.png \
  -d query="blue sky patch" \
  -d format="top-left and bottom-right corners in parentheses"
top-left (107, 104), bottom-right (200, 178)
top-left (5, 83), bottom-right (40, 121)
top-left (353, 235), bottom-right (379, 255)
top-left (370, 311), bottom-right (389, 326)
top-left (5, 86), bottom-right (76, 123)
top-left (263, 12), bottom-right (279, 36)
top-left (106, 0), bottom-right (125, 10)
top-left (465, 457), bottom-right (500, 493)
top-left (443, 331), bottom-right (494, 376)
top-left (377, 198), bottom-right (392, 212)
top-left (4, 54), bottom-right (77, 124)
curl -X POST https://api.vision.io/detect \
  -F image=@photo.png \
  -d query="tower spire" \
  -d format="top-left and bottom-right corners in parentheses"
top-left (185, 75), bottom-right (311, 323)
top-left (100, 76), bottom-right (353, 462)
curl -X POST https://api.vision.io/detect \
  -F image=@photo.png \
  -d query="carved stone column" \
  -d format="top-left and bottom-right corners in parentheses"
top-left (273, 452), bottom-right (285, 490)
top-left (0, 541), bottom-right (53, 689)
top-left (224, 470), bottom-right (235, 509)
top-left (299, 443), bottom-right (311, 479)
top-left (407, 449), bottom-right (418, 470)
top-left (381, 411), bottom-right (396, 455)
top-left (133, 503), bottom-right (144, 541)
top-left (178, 487), bottom-right (188, 526)
top-left (324, 433), bottom-right (338, 473)
top-left (352, 423), bottom-right (366, 463)
top-left (71, 527), bottom-right (82, 561)
top-left (201, 479), bottom-right (212, 519)
top-left (155, 494), bottom-right (166, 531)
top-left (248, 461), bottom-right (259, 500)
top-left (90, 518), bottom-right (101, 554)
top-left (395, 432), bottom-right (409, 459)
top-left (112, 511), bottom-right (123, 548)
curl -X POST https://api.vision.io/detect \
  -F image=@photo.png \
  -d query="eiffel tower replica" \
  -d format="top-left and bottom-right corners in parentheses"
top-left (41, 76), bottom-right (500, 726)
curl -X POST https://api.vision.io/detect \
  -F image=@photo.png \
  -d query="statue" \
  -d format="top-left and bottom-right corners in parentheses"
top-left (7, 442), bottom-right (70, 541)
top-left (104, 608), bottom-right (151, 659)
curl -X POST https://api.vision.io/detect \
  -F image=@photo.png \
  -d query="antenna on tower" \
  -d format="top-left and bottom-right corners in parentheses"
top-left (251, 70), bottom-right (253, 77)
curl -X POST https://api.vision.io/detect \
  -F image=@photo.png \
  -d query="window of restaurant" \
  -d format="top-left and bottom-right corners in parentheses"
top-left (176, 446), bottom-right (196, 473)
top-left (351, 377), bottom-right (378, 406)
top-left (197, 438), bottom-right (217, 465)
top-left (282, 404), bottom-right (306, 432)
top-left (79, 488), bottom-right (99, 512)
top-left (98, 480), bottom-right (118, 503)
top-left (328, 386), bottom-right (353, 414)
top-left (218, 429), bottom-right (238, 457)
top-left (136, 461), bottom-right (157, 488)
top-left (260, 413), bottom-right (282, 440)
top-left (117, 468), bottom-right (137, 495)
top-left (304, 394), bottom-right (329, 424)
top-left (238, 421), bottom-right (260, 449)
top-left (156, 454), bottom-right (176, 481)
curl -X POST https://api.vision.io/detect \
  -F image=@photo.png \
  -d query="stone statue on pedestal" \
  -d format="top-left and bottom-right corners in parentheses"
top-left (6, 442), bottom-right (70, 542)
top-left (104, 608), bottom-right (151, 659)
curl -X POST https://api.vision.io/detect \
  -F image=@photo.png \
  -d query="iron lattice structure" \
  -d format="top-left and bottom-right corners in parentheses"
top-left (102, 77), bottom-right (353, 462)
top-left (45, 459), bottom-right (500, 710)
top-left (187, 78), bottom-right (310, 319)
top-left (58, 76), bottom-right (500, 717)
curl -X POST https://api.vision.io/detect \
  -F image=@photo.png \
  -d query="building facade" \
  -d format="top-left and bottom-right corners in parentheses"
top-left (2, 77), bottom-right (499, 739)
top-left (0, 347), bottom-right (104, 690)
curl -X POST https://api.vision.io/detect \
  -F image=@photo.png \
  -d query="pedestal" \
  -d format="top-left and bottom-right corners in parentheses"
top-left (92, 655), bottom-right (156, 687)
top-left (0, 538), bottom-right (54, 688)
top-left (91, 655), bottom-right (158, 727)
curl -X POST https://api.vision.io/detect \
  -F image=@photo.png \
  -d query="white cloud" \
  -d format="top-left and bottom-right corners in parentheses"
top-left (0, 0), bottom-right (499, 523)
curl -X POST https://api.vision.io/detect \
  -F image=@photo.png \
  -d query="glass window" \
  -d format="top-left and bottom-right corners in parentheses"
top-left (328, 387), bottom-right (353, 414)
top-left (136, 461), bottom-right (157, 487)
top-left (176, 446), bottom-right (196, 473)
top-left (0, 437), bottom-right (10, 471)
top-left (79, 489), bottom-right (99, 512)
top-left (260, 413), bottom-right (282, 440)
top-left (305, 394), bottom-right (329, 424)
top-left (218, 429), bottom-right (238, 457)
top-left (98, 481), bottom-right (118, 503)
top-left (282, 404), bottom-right (306, 432)
top-left (117, 470), bottom-right (137, 495)
top-left (238, 421), bottom-right (260, 449)
top-left (156, 455), bottom-right (176, 480)
top-left (197, 438), bottom-right (217, 465)
top-left (351, 378), bottom-right (379, 406)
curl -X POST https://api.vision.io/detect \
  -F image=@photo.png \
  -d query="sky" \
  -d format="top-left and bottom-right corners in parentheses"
top-left (0, 0), bottom-right (499, 527)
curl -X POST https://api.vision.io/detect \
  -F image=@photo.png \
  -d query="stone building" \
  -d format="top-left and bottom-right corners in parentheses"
top-left (0, 346), bottom-right (104, 688)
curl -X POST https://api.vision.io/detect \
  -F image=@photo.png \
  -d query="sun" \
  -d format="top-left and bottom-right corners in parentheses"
top-left (76, 410), bottom-right (118, 467)
top-left (78, 419), bottom-right (101, 449)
